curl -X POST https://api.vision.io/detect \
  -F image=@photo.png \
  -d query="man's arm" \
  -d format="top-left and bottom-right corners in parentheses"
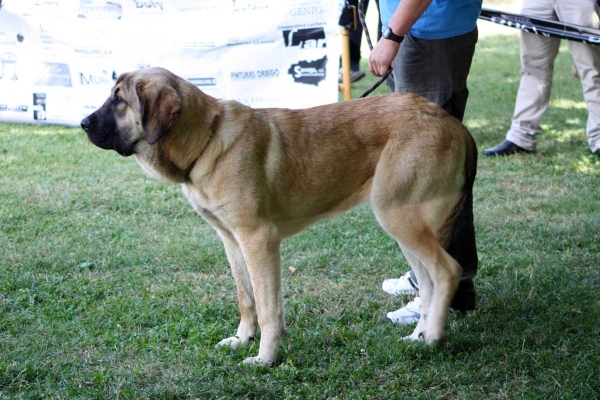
top-left (368, 0), bottom-right (433, 76)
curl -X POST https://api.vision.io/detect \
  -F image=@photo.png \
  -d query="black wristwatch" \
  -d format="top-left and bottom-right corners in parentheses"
top-left (382, 27), bottom-right (404, 44)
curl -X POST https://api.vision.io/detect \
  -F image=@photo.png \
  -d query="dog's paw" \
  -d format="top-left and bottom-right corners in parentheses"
top-left (241, 356), bottom-right (273, 367)
top-left (402, 331), bottom-right (426, 342)
top-left (216, 336), bottom-right (243, 350)
top-left (402, 330), bottom-right (445, 344)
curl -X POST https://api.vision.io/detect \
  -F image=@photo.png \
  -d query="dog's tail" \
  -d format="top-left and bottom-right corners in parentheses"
top-left (442, 127), bottom-right (478, 311)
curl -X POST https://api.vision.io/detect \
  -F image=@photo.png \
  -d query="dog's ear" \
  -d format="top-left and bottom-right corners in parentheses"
top-left (136, 82), bottom-right (182, 144)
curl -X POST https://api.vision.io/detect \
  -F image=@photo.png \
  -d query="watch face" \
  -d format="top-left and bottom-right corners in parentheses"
top-left (383, 27), bottom-right (402, 43)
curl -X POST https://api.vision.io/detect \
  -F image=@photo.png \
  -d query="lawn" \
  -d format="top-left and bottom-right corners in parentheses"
top-left (1, 32), bottom-right (599, 399)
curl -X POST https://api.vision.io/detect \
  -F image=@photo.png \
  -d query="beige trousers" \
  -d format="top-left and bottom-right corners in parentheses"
top-left (506, 0), bottom-right (600, 152)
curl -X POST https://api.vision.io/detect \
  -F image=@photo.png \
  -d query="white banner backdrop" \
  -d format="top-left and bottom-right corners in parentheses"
top-left (0, 0), bottom-right (342, 126)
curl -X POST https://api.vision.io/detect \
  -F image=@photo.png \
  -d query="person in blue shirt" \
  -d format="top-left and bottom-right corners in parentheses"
top-left (369, 0), bottom-right (482, 324)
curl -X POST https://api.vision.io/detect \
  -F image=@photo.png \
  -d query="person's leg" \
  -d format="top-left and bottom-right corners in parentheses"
top-left (342, 0), bottom-right (368, 82)
top-left (348, 25), bottom-right (366, 82)
top-left (557, 0), bottom-right (600, 153)
top-left (502, 0), bottom-right (561, 151)
top-left (349, 22), bottom-right (363, 71)
top-left (445, 28), bottom-right (478, 122)
top-left (389, 34), bottom-right (452, 107)
top-left (390, 29), bottom-right (478, 122)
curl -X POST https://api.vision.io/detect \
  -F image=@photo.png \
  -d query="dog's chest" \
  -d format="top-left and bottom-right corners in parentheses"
top-left (181, 183), bottom-right (229, 233)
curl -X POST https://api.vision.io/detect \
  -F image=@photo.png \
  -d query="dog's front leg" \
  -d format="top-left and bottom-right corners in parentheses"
top-left (215, 233), bottom-right (258, 350)
top-left (238, 226), bottom-right (285, 366)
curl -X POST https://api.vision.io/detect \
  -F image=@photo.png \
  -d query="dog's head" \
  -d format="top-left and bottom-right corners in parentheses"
top-left (81, 67), bottom-right (182, 157)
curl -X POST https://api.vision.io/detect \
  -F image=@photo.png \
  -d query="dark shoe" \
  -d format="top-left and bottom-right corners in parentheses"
top-left (594, 149), bottom-right (600, 158)
top-left (338, 69), bottom-right (366, 83)
top-left (350, 69), bottom-right (365, 83)
top-left (482, 140), bottom-right (533, 156)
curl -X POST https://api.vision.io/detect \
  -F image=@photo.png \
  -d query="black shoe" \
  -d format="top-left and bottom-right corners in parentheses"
top-left (350, 70), bottom-right (365, 83)
top-left (482, 140), bottom-right (533, 156)
top-left (594, 149), bottom-right (600, 158)
top-left (338, 69), bottom-right (366, 84)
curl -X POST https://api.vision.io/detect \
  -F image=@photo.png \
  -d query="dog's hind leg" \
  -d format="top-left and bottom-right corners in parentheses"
top-left (397, 246), bottom-right (432, 340)
top-left (216, 234), bottom-right (258, 350)
top-left (373, 200), bottom-right (462, 343)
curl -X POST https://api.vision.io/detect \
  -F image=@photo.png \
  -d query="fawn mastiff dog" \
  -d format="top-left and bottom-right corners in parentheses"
top-left (81, 67), bottom-right (478, 366)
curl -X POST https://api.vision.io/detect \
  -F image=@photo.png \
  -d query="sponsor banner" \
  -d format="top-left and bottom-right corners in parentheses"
top-left (0, 0), bottom-right (342, 126)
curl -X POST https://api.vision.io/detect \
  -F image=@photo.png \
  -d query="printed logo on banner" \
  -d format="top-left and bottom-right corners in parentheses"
top-left (286, 3), bottom-right (324, 18)
top-left (227, 38), bottom-right (274, 47)
top-left (0, 52), bottom-right (18, 80)
top-left (79, 70), bottom-right (117, 86)
top-left (188, 77), bottom-right (217, 87)
top-left (78, 1), bottom-right (123, 19)
top-left (0, 104), bottom-right (28, 112)
top-left (74, 48), bottom-right (113, 56)
top-left (36, 62), bottom-right (73, 87)
top-left (288, 56), bottom-right (327, 86)
top-left (171, 0), bottom-right (219, 12)
top-left (178, 41), bottom-right (216, 48)
top-left (236, 95), bottom-right (280, 106)
top-left (230, 69), bottom-right (280, 81)
top-left (232, 0), bottom-right (270, 12)
top-left (0, 31), bottom-right (26, 45)
top-left (33, 93), bottom-right (47, 120)
top-left (34, 1), bottom-right (61, 9)
top-left (39, 25), bottom-right (54, 47)
top-left (282, 28), bottom-right (326, 48)
top-left (132, 0), bottom-right (164, 12)
top-left (0, 34), bottom-right (16, 46)
top-left (83, 104), bottom-right (102, 114)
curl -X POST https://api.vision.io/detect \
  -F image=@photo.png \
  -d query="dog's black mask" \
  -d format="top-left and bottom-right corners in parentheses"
top-left (81, 97), bottom-right (136, 157)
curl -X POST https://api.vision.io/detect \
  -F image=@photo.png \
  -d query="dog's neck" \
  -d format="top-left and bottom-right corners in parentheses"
top-left (183, 113), bottom-right (219, 179)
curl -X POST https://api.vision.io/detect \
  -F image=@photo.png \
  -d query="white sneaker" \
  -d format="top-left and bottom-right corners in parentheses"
top-left (382, 271), bottom-right (419, 296)
top-left (386, 297), bottom-right (421, 325)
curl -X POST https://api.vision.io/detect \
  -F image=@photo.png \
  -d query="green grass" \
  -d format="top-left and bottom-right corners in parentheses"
top-left (1, 34), bottom-right (600, 399)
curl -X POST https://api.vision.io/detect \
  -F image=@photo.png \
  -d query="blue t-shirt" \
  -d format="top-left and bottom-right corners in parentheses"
top-left (380, 0), bottom-right (483, 40)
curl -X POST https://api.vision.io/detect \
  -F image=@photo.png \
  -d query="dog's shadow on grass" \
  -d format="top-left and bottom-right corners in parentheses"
top-left (443, 286), bottom-right (598, 363)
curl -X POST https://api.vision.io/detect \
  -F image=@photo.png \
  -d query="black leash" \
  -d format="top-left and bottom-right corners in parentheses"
top-left (358, 0), bottom-right (392, 98)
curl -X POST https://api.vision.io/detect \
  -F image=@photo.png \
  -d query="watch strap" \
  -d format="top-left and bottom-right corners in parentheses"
top-left (383, 27), bottom-right (404, 44)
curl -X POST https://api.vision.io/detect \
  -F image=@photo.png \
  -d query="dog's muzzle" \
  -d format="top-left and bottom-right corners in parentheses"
top-left (81, 115), bottom-right (136, 157)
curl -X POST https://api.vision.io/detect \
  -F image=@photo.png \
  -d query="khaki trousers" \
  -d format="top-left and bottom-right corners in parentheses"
top-left (506, 0), bottom-right (600, 152)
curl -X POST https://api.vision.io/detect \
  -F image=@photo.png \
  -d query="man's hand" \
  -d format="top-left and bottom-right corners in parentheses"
top-left (369, 0), bottom-right (432, 76)
top-left (368, 39), bottom-right (401, 77)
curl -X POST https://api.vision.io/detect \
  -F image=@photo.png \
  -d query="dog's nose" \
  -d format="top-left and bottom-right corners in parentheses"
top-left (80, 117), bottom-right (91, 132)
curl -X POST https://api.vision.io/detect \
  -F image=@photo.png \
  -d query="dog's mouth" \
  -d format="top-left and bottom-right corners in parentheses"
top-left (107, 135), bottom-right (141, 157)
top-left (118, 138), bottom-right (141, 157)
top-left (81, 114), bottom-right (141, 158)
top-left (83, 128), bottom-right (140, 157)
